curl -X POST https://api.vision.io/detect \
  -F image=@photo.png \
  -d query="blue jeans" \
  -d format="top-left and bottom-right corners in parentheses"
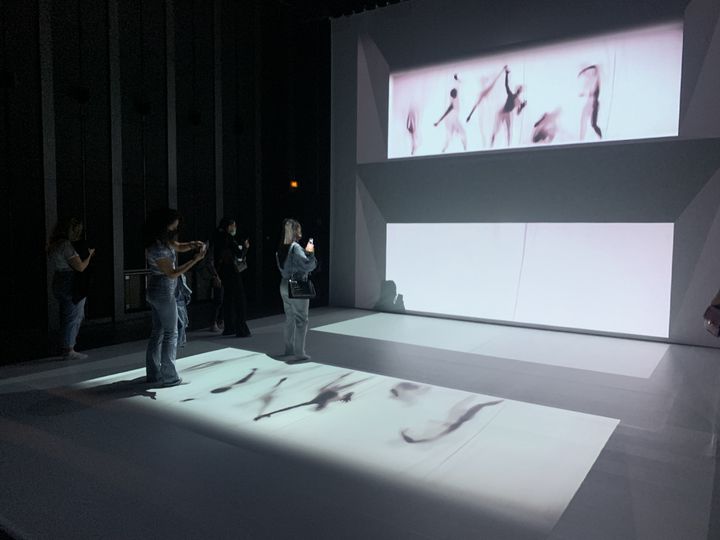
top-left (280, 278), bottom-right (310, 356)
top-left (176, 297), bottom-right (189, 348)
top-left (53, 272), bottom-right (85, 350)
top-left (146, 278), bottom-right (180, 384)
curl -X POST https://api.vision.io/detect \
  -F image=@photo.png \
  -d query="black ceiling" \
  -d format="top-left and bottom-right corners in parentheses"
top-left (275, 0), bottom-right (410, 21)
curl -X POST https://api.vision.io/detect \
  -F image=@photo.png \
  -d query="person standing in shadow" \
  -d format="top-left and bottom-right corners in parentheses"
top-left (213, 217), bottom-right (251, 337)
top-left (47, 217), bottom-right (95, 360)
top-left (144, 208), bottom-right (206, 386)
top-left (373, 280), bottom-right (406, 313)
top-left (276, 218), bottom-right (316, 362)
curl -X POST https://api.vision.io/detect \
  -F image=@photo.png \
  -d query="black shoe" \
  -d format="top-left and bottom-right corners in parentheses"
top-left (221, 330), bottom-right (234, 336)
top-left (162, 378), bottom-right (183, 387)
top-left (236, 330), bottom-right (252, 338)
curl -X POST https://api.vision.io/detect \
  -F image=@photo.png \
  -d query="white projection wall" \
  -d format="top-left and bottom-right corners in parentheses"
top-left (386, 223), bottom-right (674, 337)
top-left (388, 22), bottom-right (683, 158)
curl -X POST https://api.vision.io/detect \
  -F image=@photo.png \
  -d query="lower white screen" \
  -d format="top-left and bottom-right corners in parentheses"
top-left (386, 223), bottom-right (674, 337)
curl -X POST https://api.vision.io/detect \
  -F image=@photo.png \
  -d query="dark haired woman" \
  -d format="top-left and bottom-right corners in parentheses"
top-left (144, 208), bottom-right (206, 386)
top-left (212, 218), bottom-right (251, 337)
top-left (47, 217), bottom-right (95, 360)
top-left (276, 219), bottom-right (316, 361)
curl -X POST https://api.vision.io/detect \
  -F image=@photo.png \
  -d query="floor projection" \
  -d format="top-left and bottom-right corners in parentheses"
top-left (314, 313), bottom-right (667, 378)
top-left (388, 21), bottom-right (682, 158)
top-left (386, 222), bottom-right (674, 337)
top-left (73, 348), bottom-right (618, 535)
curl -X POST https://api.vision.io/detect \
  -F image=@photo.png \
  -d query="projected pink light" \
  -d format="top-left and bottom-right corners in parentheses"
top-left (388, 22), bottom-right (683, 158)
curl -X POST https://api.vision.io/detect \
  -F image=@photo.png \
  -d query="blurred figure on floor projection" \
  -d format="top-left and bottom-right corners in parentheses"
top-left (434, 74), bottom-right (467, 152)
top-left (466, 66), bottom-right (506, 147)
top-left (406, 108), bottom-right (421, 155)
top-left (144, 208), bottom-right (206, 386)
top-left (213, 217), bottom-right (251, 337)
top-left (47, 217), bottom-right (95, 360)
top-left (532, 108), bottom-right (562, 143)
top-left (276, 218), bottom-right (316, 362)
top-left (373, 280), bottom-right (405, 313)
top-left (491, 67), bottom-right (527, 147)
top-left (254, 373), bottom-right (370, 421)
top-left (401, 398), bottom-right (504, 443)
top-left (578, 64), bottom-right (602, 140)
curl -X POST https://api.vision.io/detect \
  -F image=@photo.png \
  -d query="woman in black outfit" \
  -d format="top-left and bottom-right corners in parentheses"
top-left (213, 218), bottom-right (251, 337)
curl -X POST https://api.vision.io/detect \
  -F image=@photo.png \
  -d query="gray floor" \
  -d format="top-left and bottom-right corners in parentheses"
top-left (1, 307), bottom-right (719, 540)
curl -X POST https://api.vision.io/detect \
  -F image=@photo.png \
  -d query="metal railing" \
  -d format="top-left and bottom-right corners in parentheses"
top-left (124, 264), bottom-right (213, 313)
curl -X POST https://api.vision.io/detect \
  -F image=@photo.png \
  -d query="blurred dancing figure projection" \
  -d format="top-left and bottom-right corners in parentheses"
top-left (406, 108), bottom-right (421, 155)
top-left (254, 377), bottom-right (288, 418)
top-left (211, 367), bottom-right (257, 394)
top-left (400, 398), bottom-right (503, 443)
top-left (578, 65), bottom-right (602, 140)
top-left (434, 74), bottom-right (467, 152)
top-left (466, 66), bottom-right (506, 147)
top-left (183, 360), bottom-right (226, 372)
top-left (532, 108), bottom-right (562, 143)
top-left (491, 67), bottom-right (527, 147)
top-left (390, 382), bottom-right (430, 405)
top-left (254, 373), bottom-right (371, 421)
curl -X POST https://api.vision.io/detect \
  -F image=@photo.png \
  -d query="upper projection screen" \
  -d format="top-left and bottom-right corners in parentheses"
top-left (388, 22), bottom-right (683, 159)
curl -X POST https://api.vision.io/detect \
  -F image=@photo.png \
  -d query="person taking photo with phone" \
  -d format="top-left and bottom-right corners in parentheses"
top-left (143, 208), bottom-right (206, 386)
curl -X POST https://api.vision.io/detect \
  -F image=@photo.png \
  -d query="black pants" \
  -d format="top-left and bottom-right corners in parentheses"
top-left (212, 285), bottom-right (224, 324)
top-left (221, 271), bottom-right (249, 335)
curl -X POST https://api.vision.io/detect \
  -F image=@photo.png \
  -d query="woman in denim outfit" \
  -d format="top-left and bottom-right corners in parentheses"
top-left (47, 217), bottom-right (95, 360)
top-left (144, 209), bottom-right (206, 386)
top-left (276, 219), bottom-right (316, 362)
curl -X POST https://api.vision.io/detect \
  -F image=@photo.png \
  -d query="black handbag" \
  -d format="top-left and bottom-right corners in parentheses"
top-left (233, 257), bottom-right (248, 273)
top-left (289, 277), bottom-right (316, 299)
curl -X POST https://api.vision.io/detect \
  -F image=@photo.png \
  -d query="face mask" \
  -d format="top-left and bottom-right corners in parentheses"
top-left (229, 229), bottom-right (237, 237)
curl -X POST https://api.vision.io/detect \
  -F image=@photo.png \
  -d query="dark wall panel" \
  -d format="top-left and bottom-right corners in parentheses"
top-left (52, 0), bottom-right (83, 221)
top-left (120, 0), bottom-right (168, 269)
top-left (176, 0), bottom-right (216, 244)
top-left (80, 0), bottom-right (112, 319)
top-left (50, 0), bottom-right (112, 319)
top-left (1, 0), bottom-right (45, 330)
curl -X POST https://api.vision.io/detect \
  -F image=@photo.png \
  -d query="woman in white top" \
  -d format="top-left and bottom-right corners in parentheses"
top-left (47, 218), bottom-right (95, 360)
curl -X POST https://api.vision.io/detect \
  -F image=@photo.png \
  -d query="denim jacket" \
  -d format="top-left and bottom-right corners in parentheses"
top-left (277, 242), bottom-right (316, 280)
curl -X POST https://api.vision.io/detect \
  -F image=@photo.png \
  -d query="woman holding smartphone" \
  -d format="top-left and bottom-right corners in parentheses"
top-left (276, 218), bottom-right (316, 362)
top-left (144, 208), bottom-right (206, 386)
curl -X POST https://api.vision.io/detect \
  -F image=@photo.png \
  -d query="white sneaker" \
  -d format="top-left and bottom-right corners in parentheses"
top-left (63, 351), bottom-right (88, 361)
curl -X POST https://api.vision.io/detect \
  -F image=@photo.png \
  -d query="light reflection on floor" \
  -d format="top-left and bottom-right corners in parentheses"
top-left (314, 313), bottom-right (667, 378)
top-left (74, 347), bottom-right (619, 534)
